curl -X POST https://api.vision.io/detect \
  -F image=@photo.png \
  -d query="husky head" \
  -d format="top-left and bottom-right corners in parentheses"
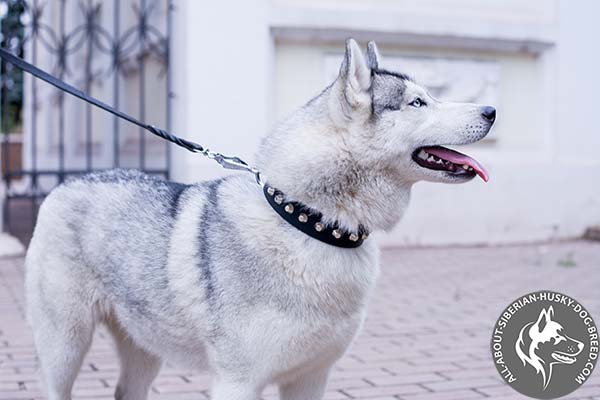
top-left (515, 306), bottom-right (584, 390)
top-left (257, 39), bottom-right (496, 231)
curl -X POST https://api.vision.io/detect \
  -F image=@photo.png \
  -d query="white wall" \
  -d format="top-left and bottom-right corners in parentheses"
top-left (170, 0), bottom-right (271, 184)
top-left (171, 0), bottom-right (600, 246)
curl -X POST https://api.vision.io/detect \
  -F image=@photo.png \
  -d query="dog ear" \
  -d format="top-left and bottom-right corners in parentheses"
top-left (535, 307), bottom-right (551, 333)
top-left (337, 38), bottom-right (371, 107)
top-left (366, 41), bottom-right (381, 70)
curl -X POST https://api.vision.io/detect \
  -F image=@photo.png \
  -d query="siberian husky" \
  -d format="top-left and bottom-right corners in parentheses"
top-left (25, 39), bottom-right (495, 400)
top-left (516, 306), bottom-right (584, 389)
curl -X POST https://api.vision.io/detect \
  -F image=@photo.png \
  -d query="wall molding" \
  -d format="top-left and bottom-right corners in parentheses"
top-left (270, 4), bottom-right (557, 54)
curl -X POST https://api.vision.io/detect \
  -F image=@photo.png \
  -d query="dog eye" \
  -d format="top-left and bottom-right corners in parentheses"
top-left (409, 98), bottom-right (425, 108)
top-left (553, 335), bottom-right (564, 344)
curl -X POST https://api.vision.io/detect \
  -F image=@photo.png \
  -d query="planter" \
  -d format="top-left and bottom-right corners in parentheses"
top-left (0, 133), bottom-right (23, 181)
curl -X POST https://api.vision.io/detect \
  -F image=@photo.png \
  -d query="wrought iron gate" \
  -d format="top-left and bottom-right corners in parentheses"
top-left (0, 0), bottom-right (173, 244)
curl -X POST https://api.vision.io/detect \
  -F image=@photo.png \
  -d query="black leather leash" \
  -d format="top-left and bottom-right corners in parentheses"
top-left (0, 47), bottom-right (262, 184)
top-left (0, 47), bottom-right (368, 248)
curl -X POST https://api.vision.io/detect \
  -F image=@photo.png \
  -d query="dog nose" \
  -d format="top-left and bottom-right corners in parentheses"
top-left (481, 106), bottom-right (496, 123)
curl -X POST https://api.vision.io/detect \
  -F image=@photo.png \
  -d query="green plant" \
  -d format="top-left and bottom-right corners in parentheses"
top-left (0, 0), bottom-right (26, 133)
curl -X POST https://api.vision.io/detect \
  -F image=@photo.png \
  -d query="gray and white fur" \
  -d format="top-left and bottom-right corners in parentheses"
top-left (25, 39), bottom-right (495, 400)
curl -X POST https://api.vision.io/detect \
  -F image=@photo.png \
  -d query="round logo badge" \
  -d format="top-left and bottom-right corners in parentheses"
top-left (491, 291), bottom-right (598, 399)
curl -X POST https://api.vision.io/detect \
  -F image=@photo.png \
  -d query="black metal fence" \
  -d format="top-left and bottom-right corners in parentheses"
top-left (0, 0), bottom-right (172, 244)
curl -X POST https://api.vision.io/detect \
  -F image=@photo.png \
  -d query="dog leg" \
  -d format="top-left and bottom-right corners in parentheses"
top-left (279, 368), bottom-right (330, 400)
top-left (211, 376), bottom-right (263, 400)
top-left (106, 320), bottom-right (161, 400)
top-left (29, 299), bottom-right (95, 400)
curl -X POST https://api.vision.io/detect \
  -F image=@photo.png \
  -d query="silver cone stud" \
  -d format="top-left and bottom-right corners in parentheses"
top-left (314, 222), bottom-right (324, 232)
top-left (284, 204), bottom-right (294, 214)
top-left (349, 233), bottom-right (359, 242)
top-left (267, 187), bottom-right (275, 196)
top-left (332, 229), bottom-right (342, 239)
top-left (274, 194), bottom-right (284, 205)
top-left (298, 213), bottom-right (308, 223)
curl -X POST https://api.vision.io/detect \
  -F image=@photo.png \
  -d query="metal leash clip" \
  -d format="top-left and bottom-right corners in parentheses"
top-left (203, 149), bottom-right (263, 186)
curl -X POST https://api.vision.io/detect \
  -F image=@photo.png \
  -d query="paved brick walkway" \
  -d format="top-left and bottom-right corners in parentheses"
top-left (1, 240), bottom-right (599, 400)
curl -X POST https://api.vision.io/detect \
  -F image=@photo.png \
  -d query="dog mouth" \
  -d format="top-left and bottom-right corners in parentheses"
top-left (411, 146), bottom-right (489, 182)
top-left (552, 351), bottom-right (578, 364)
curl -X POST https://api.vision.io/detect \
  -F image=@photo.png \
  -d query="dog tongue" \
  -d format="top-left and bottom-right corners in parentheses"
top-left (425, 146), bottom-right (489, 182)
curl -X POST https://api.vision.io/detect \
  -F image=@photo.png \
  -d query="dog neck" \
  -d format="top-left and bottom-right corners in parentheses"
top-left (257, 116), bottom-right (413, 233)
top-left (283, 162), bottom-right (412, 233)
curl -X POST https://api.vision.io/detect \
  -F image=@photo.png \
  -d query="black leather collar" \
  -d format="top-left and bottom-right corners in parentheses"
top-left (263, 184), bottom-right (368, 248)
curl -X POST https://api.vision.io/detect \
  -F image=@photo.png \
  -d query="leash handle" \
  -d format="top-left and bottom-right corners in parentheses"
top-left (0, 47), bottom-right (263, 185)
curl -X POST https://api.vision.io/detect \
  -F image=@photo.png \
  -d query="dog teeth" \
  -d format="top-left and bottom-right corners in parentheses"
top-left (417, 148), bottom-right (470, 172)
top-left (554, 353), bottom-right (575, 363)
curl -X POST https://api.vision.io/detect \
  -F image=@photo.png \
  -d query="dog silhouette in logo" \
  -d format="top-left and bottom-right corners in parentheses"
top-left (515, 306), bottom-right (584, 389)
